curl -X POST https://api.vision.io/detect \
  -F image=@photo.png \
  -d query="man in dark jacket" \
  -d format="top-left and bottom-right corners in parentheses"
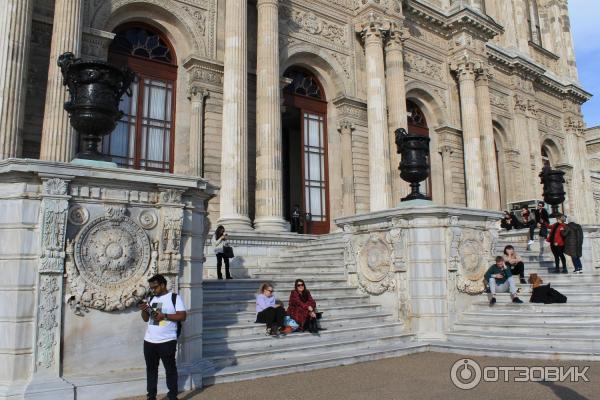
top-left (533, 201), bottom-right (550, 239)
top-left (562, 218), bottom-right (584, 274)
top-left (485, 256), bottom-right (524, 306)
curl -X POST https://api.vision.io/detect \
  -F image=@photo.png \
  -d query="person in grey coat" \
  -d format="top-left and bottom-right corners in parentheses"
top-left (562, 218), bottom-right (584, 274)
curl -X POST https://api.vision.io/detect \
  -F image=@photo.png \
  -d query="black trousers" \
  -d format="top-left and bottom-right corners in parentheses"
top-left (144, 340), bottom-right (178, 400)
top-left (509, 261), bottom-right (525, 279)
top-left (524, 220), bottom-right (536, 240)
top-left (551, 245), bottom-right (567, 271)
top-left (216, 253), bottom-right (230, 279)
top-left (256, 306), bottom-right (286, 328)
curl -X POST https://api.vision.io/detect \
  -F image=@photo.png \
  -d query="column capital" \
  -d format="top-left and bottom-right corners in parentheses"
top-left (439, 145), bottom-right (454, 155)
top-left (474, 62), bottom-right (493, 85)
top-left (338, 119), bottom-right (355, 135)
top-left (385, 21), bottom-right (409, 52)
top-left (355, 13), bottom-right (390, 43)
top-left (526, 99), bottom-right (538, 118)
top-left (257, 0), bottom-right (279, 7)
top-left (564, 116), bottom-right (585, 136)
top-left (513, 94), bottom-right (528, 115)
top-left (450, 59), bottom-right (476, 81)
top-left (188, 85), bottom-right (209, 101)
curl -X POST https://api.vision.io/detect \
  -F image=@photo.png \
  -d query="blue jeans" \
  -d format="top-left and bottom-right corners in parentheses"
top-left (572, 256), bottom-right (583, 271)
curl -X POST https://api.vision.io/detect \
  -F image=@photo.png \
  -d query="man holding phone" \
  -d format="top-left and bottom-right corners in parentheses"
top-left (138, 274), bottom-right (187, 400)
top-left (485, 256), bottom-right (524, 306)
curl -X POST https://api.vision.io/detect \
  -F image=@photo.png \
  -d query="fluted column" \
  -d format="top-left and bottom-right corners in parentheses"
top-left (452, 61), bottom-right (485, 209)
top-left (526, 100), bottom-right (543, 196)
top-left (474, 67), bottom-right (500, 210)
top-left (385, 22), bottom-right (409, 204)
top-left (254, 0), bottom-right (286, 231)
top-left (356, 16), bottom-right (392, 211)
top-left (338, 120), bottom-right (356, 216)
top-left (219, 0), bottom-right (252, 230)
top-left (0, 0), bottom-right (33, 159)
top-left (439, 145), bottom-right (454, 205)
top-left (188, 87), bottom-right (208, 176)
top-left (513, 95), bottom-right (534, 199)
top-left (39, 0), bottom-right (83, 162)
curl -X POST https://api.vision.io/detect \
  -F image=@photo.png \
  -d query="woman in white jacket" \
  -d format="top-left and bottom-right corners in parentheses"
top-left (213, 225), bottom-right (232, 279)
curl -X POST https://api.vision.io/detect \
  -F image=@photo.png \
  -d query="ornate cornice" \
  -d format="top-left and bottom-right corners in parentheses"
top-left (445, 7), bottom-right (503, 41)
top-left (183, 55), bottom-right (224, 93)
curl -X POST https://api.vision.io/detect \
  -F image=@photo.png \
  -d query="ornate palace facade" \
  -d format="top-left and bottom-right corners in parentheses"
top-left (2, 0), bottom-right (596, 232)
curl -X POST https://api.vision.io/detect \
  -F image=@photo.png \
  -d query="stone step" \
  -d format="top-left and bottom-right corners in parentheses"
top-left (202, 340), bottom-right (425, 385)
top-left (479, 292), bottom-right (600, 302)
top-left (204, 331), bottom-right (414, 369)
top-left (452, 321), bottom-right (600, 336)
top-left (284, 247), bottom-right (345, 257)
top-left (471, 299), bottom-right (600, 308)
top-left (252, 272), bottom-right (347, 280)
top-left (446, 331), bottom-right (600, 351)
top-left (202, 312), bottom-right (393, 339)
top-left (258, 266), bottom-right (347, 274)
top-left (203, 277), bottom-right (349, 290)
top-left (430, 342), bottom-right (599, 361)
top-left (203, 294), bottom-right (370, 313)
top-left (203, 286), bottom-right (360, 301)
top-left (202, 321), bottom-right (406, 353)
top-left (268, 259), bottom-right (346, 267)
top-left (202, 303), bottom-right (382, 323)
top-left (276, 253), bottom-right (344, 261)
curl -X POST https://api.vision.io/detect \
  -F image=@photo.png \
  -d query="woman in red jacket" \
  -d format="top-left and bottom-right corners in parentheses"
top-left (547, 214), bottom-right (568, 273)
top-left (287, 279), bottom-right (318, 333)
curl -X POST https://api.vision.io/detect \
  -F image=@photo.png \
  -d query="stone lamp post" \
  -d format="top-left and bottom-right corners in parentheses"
top-left (539, 166), bottom-right (566, 217)
top-left (58, 52), bottom-right (135, 163)
top-left (395, 128), bottom-right (431, 201)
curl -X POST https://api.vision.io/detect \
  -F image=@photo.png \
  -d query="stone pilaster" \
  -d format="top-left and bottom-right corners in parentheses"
top-left (219, 0), bottom-right (252, 230)
top-left (451, 61), bottom-right (485, 209)
top-left (526, 100), bottom-right (543, 197)
top-left (254, 0), bottom-right (286, 232)
top-left (338, 120), bottom-right (356, 216)
top-left (356, 15), bottom-right (392, 212)
top-left (439, 145), bottom-right (454, 205)
top-left (513, 94), bottom-right (535, 199)
top-left (188, 87), bottom-right (209, 177)
top-left (385, 21), bottom-right (410, 204)
top-left (564, 117), bottom-right (594, 223)
top-left (39, 0), bottom-right (84, 162)
top-left (474, 66), bottom-right (500, 210)
top-left (513, 0), bottom-right (530, 54)
top-left (0, 0), bottom-right (33, 159)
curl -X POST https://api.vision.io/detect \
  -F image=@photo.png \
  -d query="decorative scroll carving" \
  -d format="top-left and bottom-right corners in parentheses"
top-left (66, 206), bottom-right (153, 312)
top-left (404, 52), bottom-right (444, 81)
top-left (489, 91), bottom-right (508, 111)
top-left (39, 179), bottom-right (69, 274)
top-left (36, 275), bottom-right (60, 368)
top-left (159, 207), bottom-right (184, 274)
top-left (280, 4), bottom-right (348, 47)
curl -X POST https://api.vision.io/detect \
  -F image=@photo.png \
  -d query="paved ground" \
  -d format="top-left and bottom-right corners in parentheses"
top-left (123, 351), bottom-right (599, 400)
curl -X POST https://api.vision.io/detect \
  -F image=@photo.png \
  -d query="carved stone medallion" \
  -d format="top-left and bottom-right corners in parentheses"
top-left (68, 205), bottom-right (90, 226)
top-left (67, 208), bottom-right (153, 311)
top-left (355, 233), bottom-right (396, 295)
top-left (139, 209), bottom-right (158, 230)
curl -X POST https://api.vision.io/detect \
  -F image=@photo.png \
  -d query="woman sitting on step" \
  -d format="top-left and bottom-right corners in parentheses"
top-left (503, 245), bottom-right (527, 284)
top-left (287, 279), bottom-right (319, 333)
top-left (255, 283), bottom-right (286, 336)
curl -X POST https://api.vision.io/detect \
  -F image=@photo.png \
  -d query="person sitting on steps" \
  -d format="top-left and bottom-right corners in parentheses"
top-left (503, 245), bottom-right (527, 284)
top-left (485, 256), bottom-right (524, 306)
top-left (287, 279), bottom-right (319, 333)
top-left (255, 283), bottom-right (286, 336)
top-left (521, 207), bottom-right (537, 247)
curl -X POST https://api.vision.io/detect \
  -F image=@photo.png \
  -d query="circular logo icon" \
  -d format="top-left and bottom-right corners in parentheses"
top-left (450, 358), bottom-right (482, 390)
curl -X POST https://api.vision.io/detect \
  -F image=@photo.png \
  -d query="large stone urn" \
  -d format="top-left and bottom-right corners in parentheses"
top-left (58, 52), bottom-right (136, 161)
top-left (395, 128), bottom-right (431, 201)
top-left (539, 166), bottom-right (566, 217)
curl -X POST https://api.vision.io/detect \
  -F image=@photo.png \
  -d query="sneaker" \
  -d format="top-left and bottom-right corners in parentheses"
top-left (484, 287), bottom-right (491, 294)
top-left (562, 269), bottom-right (568, 274)
top-left (552, 268), bottom-right (560, 273)
top-left (489, 297), bottom-right (496, 306)
top-left (527, 240), bottom-right (534, 245)
top-left (512, 297), bottom-right (524, 304)
top-left (265, 327), bottom-right (272, 336)
top-left (520, 278), bottom-right (527, 284)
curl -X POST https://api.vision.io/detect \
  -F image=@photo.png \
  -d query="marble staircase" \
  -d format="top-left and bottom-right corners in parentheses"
top-left (201, 234), bottom-right (423, 385)
top-left (442, 233), bottom-right (600, 360)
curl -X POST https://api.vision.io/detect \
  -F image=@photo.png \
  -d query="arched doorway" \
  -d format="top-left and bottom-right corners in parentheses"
top-left (282, 68), bottom-right (330, 234)
top-left (406, 100), bottom-right (431, 198)
top-left (103, 24), bottom-right (178, 172)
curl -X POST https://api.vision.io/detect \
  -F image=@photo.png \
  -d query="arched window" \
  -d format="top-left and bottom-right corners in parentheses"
top-left (103, 24), bottom-right (177, 172)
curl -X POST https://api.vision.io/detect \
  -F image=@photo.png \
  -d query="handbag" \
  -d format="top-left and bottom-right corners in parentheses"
top-left (223, 245), bottom-right (234, 259)
top-left (284, 316), bottom-right (300, 331)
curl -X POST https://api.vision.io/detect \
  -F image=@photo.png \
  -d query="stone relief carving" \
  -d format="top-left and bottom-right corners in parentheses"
top-left (68, 205), bottom-right (90, 226)
top-left (538, 112), bottom-right (562, 131)
top-left (280, 4), bottom-right (348, 48)
top-left (36, 275), bottom-right (60, 368)
top-left (139, 209), bottom-right (159, 229)
top-left (66, 206), bottom-right (154, 312)
top-left (404, 52), bottom-right (444, 82)
top-left (350, 232), bottom-right (396, 295)
top-left (447, 217), bottom-right (491, 294)
top-left (489, 91), bottom-right (508, 111)
top-left (159, 207), bottom-right (184, 274)
top-left (39, 179), bottom-right (70, 274)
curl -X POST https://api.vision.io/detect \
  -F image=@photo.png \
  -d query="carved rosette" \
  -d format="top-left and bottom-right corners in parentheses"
top-left (349, 232), bottom-right (396, 295)
top-left (66, 206), bottom-right (154, 312)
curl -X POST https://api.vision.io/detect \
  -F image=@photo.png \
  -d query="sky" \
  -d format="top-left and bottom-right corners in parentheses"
top-left (569, 0), bottom-right (600, 128)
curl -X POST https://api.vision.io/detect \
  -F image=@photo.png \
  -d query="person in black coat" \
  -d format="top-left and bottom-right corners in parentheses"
top-left (533, 201), bottom-right (550, 239)
top-left (562, 218), bottom-right (584, 274)
top-left (500, 211), bottom-right (518, 231)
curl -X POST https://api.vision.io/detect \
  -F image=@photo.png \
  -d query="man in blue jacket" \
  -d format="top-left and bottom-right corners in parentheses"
top-left (485, 256), bottom-right (524, 306)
